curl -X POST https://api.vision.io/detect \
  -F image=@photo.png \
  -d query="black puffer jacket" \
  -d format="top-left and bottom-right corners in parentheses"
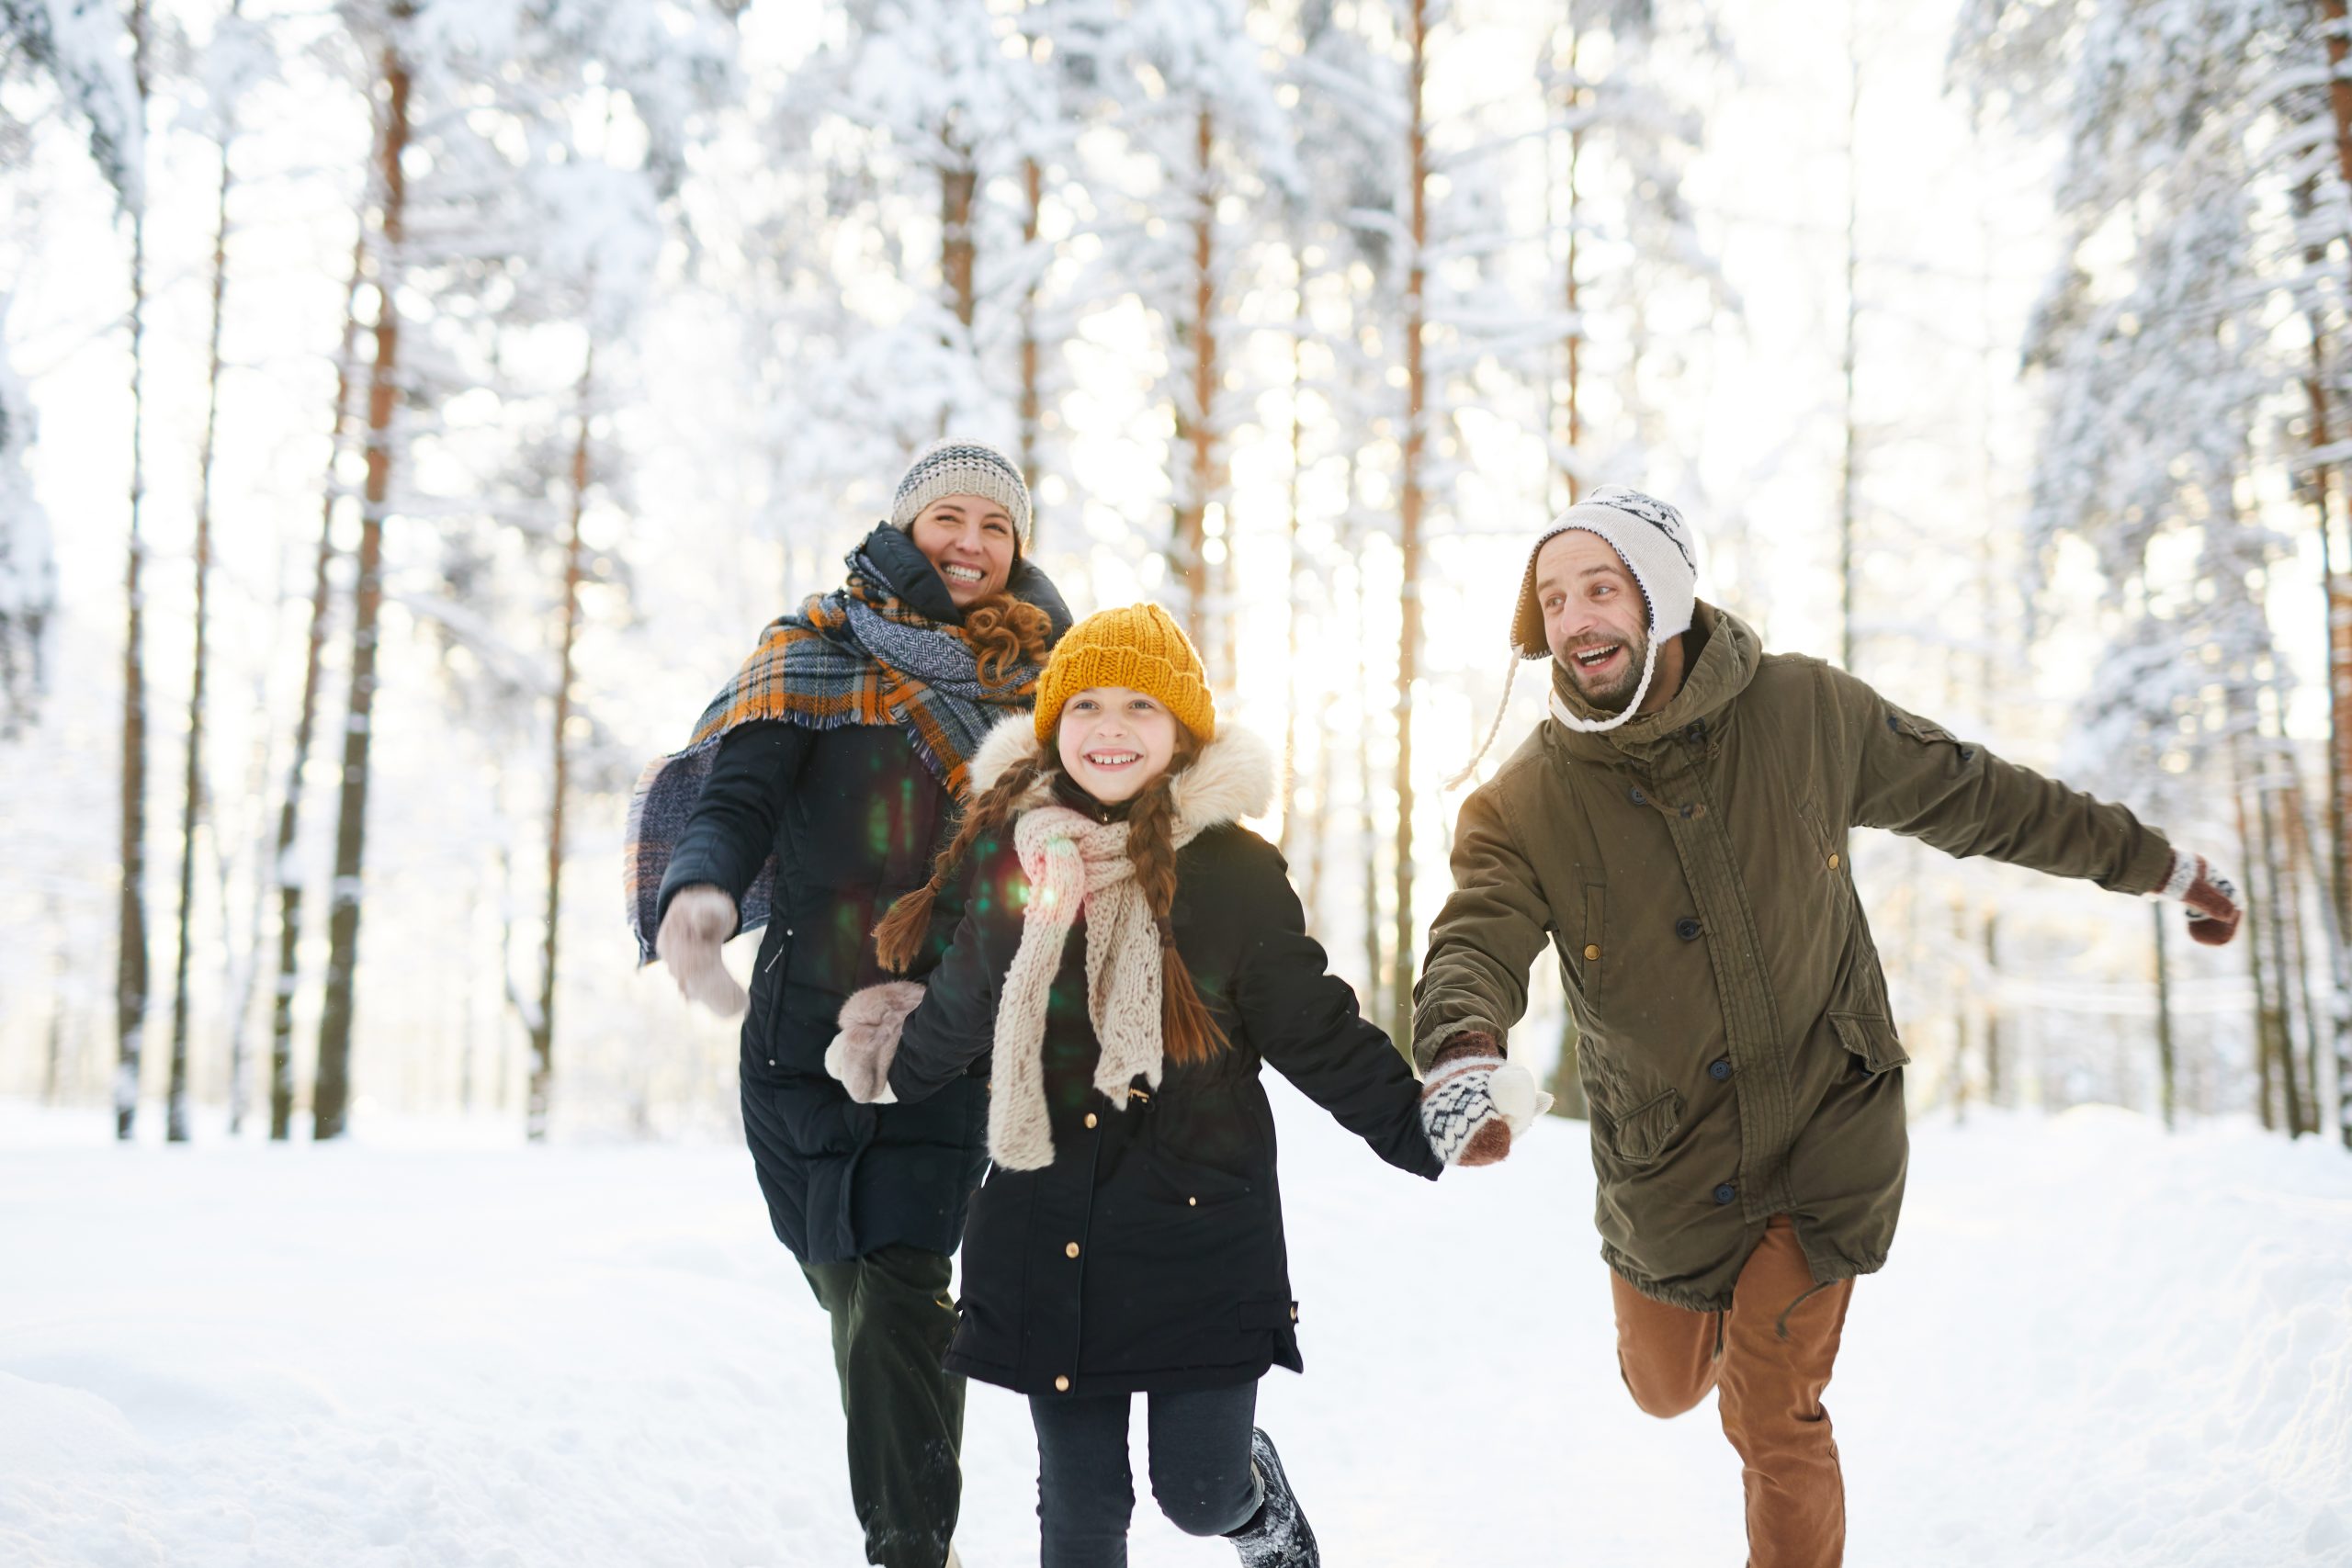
top-left (656, 527), bottom-right (1071, 1266)
top-left (885, 726), bottom-right (1442, 1397)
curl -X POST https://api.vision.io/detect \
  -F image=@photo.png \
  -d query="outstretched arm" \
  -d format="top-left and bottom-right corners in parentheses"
top-left (1409, 783), bottom-right (1555, 1071)
top-left (1831, 666), bottom-right (2238, 943)
top-left (1209, 836), bottom-right (1447, 1179)
top-left (654, 721), bottom-right (813, 1014)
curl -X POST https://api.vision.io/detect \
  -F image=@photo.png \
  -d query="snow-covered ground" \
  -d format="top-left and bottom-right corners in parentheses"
top-left (4, 1091), bottom-right (2349, 1568)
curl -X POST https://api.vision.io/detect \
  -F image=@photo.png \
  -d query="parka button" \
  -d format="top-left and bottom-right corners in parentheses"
top-left (1827, 852), bottom-right (1841, 870)
top-left (1713, 1182), bottom-right (1737, 1205)
top-left (1065, 1242), bottom-right (1080, 1258)
top-left (1629, 786), bottom-right (1647, 805)
top-left (1583, 943), bottom-right (1601, 962)
top-left (1709, 1058), bottom-right (1733, 1082)
top-left (1054, 1375), bottom-right (1070, 1392)
top-left (1675, 918), bottom-right (1702, 941)
top-left (1084, 1112), bottom-right (1098, 1129)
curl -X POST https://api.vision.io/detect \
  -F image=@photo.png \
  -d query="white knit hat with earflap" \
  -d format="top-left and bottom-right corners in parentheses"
top-left (1450, 486), bottom-right (1701, 785)
top-left (1517, 486), bottom-right (1700, 734)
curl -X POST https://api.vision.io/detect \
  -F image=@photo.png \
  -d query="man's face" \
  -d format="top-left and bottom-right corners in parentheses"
top-left (1537, 529), bottom-right (1650, 713)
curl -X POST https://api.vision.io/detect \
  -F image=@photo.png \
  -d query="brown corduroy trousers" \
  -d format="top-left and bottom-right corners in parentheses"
top-left (1611, 1215), bottom-right (1855, 1568)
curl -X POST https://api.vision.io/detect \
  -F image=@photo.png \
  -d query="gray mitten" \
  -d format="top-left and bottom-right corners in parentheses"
top-left (655, 885), bottom-right (747, 1017)
top-left (824, 980), bottom-right (926, 1104)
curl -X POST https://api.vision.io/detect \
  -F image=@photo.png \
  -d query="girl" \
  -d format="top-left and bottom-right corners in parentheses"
top-left (824, 604), bottom-right (1545, 1567)
top-left (629, 439), bottom-right (1071, 1568)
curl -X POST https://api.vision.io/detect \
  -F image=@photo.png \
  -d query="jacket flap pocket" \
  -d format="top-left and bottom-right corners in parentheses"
top-left (1888, 707), bottom-right (1958, 746)
top-left (1596, 1086), bottom-right (1681, 1165)
top-left (1829, 1011), bottom-right (1910, 1074)
top-left (1235, 1298), bottom-right (1298, 1331)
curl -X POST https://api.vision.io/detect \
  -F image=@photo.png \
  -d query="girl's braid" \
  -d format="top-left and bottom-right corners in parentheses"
top-left (872, 752), bottom-right (1045, 974)
top-left (1125, 750), bottom-right (1227, 1066)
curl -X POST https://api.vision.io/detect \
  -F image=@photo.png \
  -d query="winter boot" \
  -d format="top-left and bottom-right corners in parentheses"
top-left (1227, 1427), bottom-right (1319, 1567)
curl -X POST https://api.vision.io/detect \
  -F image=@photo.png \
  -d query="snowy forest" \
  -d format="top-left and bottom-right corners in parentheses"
top-left (7, 0), bottom-right (2352, 1151)
top-left (11, 4), bottom-right (2352, 1567)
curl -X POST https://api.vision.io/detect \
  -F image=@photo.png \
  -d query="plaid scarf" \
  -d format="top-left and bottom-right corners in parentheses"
top-left (624, 547), bottom-right (1044, 963)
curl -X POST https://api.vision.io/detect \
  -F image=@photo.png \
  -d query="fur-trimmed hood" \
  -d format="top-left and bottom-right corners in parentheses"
top-left (967, 715), bottom-right (1275, 833)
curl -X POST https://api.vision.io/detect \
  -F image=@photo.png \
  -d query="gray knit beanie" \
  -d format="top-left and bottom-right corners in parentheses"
top-left (890, 438), bottom-right (1033, 550)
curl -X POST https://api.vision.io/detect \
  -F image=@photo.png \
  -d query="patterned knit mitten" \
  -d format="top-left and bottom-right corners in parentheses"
top-left (2153, 852), bottom-right (2243, 948)
top-left (1420, 1035), bottom-right (1552, 1167)
top-left (823, 980), bottom-right (926, 1103)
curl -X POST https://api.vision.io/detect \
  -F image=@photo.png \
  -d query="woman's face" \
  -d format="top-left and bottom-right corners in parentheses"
top-left (1057, 686), bottom-right (1182, 804)
top-left (909, 494), bottom-right (1016, 607)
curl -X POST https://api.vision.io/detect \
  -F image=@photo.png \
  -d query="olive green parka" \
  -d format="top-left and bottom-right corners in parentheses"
top-left (1412, 603), bottom-right (2176, 1310)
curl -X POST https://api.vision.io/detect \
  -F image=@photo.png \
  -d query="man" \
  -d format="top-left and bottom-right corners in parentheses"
top-left (1412, 487), bottom-right (2241, 1567)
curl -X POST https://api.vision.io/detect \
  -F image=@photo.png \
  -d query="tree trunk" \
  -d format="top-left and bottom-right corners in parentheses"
top-left (2154, 900), bottom-right (2176, 1129)
top-left (166, 73), bottom-right (241, 1144)
top-left (314, 36), bottom-right (412, 1142)
top-left (116, 0), bottom-right (153, 1141)
top-left (942, 149), bottom-right (976, 332)
top-left (1350, 469), bottom-right (1382, 1023)
top-left (1019, 155), bottom-right (1044, 525)
top-left (1391, 0), bottom-right (1430, 1055)
top-left (43, 892), bottom-right (67, 1103)
top-left (1552, 106), bottom-right (1593, 1121)
top-left (2254, 755), bottom-right (2307, 1135)
top-left (1281, 302), bottom-right (1305, 857)
top-left (528, 343), bottom-right (594, 1143)
top-left (271, 234), bottom-right (368, 1140)
top-left (222, 724), bottom-right (271, 1136)
top-left (2298, 248), bottom-right (2352, 932)
top-left (2281, 775), bottom-right (2326, 1134)
top-left (2235, 766), bottom-right (2279, 1131)
top-left (1170, 107), bottom-right (1220, 672)
top-left (2302, 23), bottom-right (2352, 1144)
top-left (1556, 26), bottom-right (1583, 511)
top-left (1983, 912), bottom-right (2003, 1105)
top-left (1837, 19), bottom-right (1861, 674)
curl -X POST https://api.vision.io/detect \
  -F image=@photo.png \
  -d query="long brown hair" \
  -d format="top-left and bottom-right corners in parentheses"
top-left (959, 592), bottom-right (1054, 689)
top-left (872, 727), bottom-right (1229, 1066)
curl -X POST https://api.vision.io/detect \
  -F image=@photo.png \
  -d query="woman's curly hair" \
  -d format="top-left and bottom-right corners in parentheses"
top-left (959, 593), bottom-right (1055, 689)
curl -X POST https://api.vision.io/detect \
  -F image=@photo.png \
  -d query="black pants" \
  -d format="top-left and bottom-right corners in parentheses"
top-left (1027, 1381), bottom-right (1262, 1568)
top-left (800, 1246), bottom-right (966, 1568)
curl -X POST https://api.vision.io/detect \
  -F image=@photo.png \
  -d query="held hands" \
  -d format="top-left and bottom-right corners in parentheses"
top-left (1420, 1032), bottom-right (1554, 1168)
top-left (655, 885), bottom-right (748, 1017)
top-left (2159, 852), bottom-right (2243, 948)
top-left (823, 980), bottom-right (927, 1104)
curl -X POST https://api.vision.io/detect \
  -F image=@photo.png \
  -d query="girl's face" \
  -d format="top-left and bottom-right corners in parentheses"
top-left (1057, 686), bottom-right (1182, 804)
top-left (909, 494), bottom-right (1016, 607)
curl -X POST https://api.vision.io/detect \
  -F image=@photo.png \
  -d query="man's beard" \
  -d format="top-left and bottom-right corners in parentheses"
top-left (1555, 628), bottom-right (1651, 714)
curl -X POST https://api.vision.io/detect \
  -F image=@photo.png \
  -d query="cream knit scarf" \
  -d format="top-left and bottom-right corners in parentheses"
top-left (965, 716), bottom-right (1273, 1170)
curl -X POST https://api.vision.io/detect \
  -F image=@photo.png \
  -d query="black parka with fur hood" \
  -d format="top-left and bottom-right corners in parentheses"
top-left (881, 720), bottom-right (1442, 1398)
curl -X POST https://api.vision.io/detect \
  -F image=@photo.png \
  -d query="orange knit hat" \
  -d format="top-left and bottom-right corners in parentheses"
top-left (1032, 603), bottom-right (1216, 743)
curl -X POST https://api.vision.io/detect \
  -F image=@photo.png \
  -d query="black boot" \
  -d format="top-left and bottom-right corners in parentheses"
top-left (1227, 1427), bottom-right (1319, 1567)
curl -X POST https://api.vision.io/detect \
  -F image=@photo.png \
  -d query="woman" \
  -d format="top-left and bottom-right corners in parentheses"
top-left (823, 604), bottom-right (1546, 1567)
top-left (625, 439), bottom-right (1071, 1568)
